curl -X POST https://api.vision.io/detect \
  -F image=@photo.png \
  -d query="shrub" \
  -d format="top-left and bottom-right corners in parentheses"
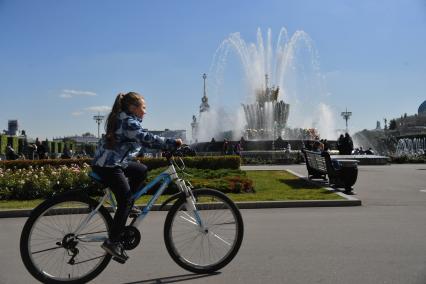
top-left (0, 164), bottom-right (102, 200)
top-left (0, 156), bottom-right (246, 200)
top-left (0, 166), bottom-right (252, 200)
top-left (0, 156), bottom-right (241, 170)
top-left (0, 135), bottom-right (7, 155)
top-left (389, 155), bottom-right (426, 164)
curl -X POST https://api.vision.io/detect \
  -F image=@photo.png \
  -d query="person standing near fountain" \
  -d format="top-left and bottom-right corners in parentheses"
top-left (337, 134), bottom-right (345, 155)
top-left (222, 139), bottom-right (229, 155)
top-left (234, 141), bottom-right (242, 156)
top-left (343, 133), bottom-right (354, 155)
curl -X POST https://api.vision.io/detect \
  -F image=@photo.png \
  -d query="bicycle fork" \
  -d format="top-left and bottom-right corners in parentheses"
top-left (176, 179), bottom-right (207, 233)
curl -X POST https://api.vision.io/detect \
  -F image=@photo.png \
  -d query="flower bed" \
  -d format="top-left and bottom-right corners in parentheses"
top-left (0, 156), bottom-right (241, 170)
top-left (0, 163), bottom-right (253, 200)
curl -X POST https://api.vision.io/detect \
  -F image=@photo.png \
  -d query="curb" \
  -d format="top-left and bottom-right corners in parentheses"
top-left (0, 199), bottom-right (361, 218)
top-left (0, 198), bottom-right (361, 218)
top-left (0, 169), bottom-right (361, 218)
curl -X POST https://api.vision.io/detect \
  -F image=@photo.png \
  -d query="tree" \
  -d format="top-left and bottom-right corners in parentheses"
top-left (389, 119), bottom-right (397, 130)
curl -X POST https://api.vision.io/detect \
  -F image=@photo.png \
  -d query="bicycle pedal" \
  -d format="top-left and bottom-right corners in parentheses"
top-left (112, 257), bottom-right (127, 264)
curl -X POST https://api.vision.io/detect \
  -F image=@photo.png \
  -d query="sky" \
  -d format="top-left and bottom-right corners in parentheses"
top-left (0, 0), bottom-right (425, 141)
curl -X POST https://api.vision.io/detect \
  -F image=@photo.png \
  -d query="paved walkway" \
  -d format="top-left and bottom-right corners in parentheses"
top-left (1, 164), bottom-right (426, 283)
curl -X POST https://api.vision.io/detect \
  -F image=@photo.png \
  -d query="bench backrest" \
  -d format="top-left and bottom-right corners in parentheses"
top-left (303, 150), bottom-right (328, 173)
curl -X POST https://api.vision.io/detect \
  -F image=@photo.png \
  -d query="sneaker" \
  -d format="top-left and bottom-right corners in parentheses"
top-left (129, 206), bottom-right (142, 218)
top-left (101, 240), bottom-right (129, 263)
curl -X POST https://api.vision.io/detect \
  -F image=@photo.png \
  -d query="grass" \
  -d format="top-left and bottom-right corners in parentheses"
top-left (0, 170), bottom-right (342, 210)
top-left (228, 171), bottom-right (343, 202)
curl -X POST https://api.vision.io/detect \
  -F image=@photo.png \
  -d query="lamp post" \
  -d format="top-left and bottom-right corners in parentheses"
top-left (93, 113), bottom-right (105, 138)
top-left (341, 108), bottom-right (352, 133)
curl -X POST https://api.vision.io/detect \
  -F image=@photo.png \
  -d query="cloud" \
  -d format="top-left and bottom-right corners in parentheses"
top-left (70, 106), bottom-right (110, 117)
top-left (85, 106), bottom-right (111, 113)
top-left (60, 89), bottom-right (97, 98)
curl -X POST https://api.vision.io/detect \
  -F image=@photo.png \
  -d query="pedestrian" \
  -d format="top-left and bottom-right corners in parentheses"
top-left (337, 134), bottom-right (344, 154)
top-left (61, 145), bottom-right (72, 159)
top-left (222, 139), bottom-right (229, 155)
top-left (234, 141), bottom-right (242, 156)
top-left (6, 144), bottom-right (19, 160)
top-left (35, 138), bottom-right (46, 159)
top-left (343, 133), bottom-right (354, 155)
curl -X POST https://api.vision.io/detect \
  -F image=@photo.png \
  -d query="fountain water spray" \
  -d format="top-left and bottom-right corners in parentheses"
top-left (194, 27), bottom-right (337, 142)
top-left (396, 138), bottom-right (426, 157)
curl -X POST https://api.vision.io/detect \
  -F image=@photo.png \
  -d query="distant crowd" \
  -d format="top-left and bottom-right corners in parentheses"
top-left (5, 138), bottom-right (47, 160)
top-left (221, 139), bottom-right (242, 156)
top-left (3, 138), bottom-right (88, 161)
top-left (307, 132), bottom-right (375, 155)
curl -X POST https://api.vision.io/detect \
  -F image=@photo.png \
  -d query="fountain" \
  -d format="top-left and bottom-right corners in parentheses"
top-left (242, 75), bottom-right (290, 140)
top-left (396, 138), bottom-right (426, 157)
top-left (192, 27), bottom-right (335, 143)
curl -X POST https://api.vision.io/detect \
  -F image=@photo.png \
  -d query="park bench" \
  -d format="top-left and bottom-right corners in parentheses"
top-left (302, 149), bottom-right (359, 192)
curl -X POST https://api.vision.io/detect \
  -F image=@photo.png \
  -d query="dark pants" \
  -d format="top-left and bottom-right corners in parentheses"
top-left (92, 162), bottom-right (148, 242)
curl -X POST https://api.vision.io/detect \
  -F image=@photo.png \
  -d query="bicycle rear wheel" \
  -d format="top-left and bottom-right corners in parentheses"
top-left (20, 192), bottom-right (112, 284)
top-left (164, 188), bottom-right (244, 273)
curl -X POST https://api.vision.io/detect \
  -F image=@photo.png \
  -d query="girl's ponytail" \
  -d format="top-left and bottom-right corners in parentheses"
top-left (111, 93), bottom-right (124, 113)
top-left (105, 93), bottom-right (125, 149)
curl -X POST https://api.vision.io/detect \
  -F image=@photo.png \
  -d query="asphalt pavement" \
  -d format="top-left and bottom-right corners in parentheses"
top-left (1, 164), bottom-right (425, 284)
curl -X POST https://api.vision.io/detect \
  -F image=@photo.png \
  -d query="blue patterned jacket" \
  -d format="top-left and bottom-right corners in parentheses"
top-left (92, 112), bottom-right (177, 168)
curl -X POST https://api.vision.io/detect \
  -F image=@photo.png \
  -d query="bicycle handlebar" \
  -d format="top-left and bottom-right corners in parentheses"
top-left (163, 145), bottom-right (193, 171)
top-left (163, 145), bottom-right (192, 160)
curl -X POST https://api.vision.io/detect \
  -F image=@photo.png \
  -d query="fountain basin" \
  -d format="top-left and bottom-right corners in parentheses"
top-left (331, 155), bottom-right (390, 165)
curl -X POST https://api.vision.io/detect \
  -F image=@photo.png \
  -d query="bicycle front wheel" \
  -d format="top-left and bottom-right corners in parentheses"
top-left (20, 192), bottom-right (112, 284)
top-left (164, 188), bottom-right (244, 273)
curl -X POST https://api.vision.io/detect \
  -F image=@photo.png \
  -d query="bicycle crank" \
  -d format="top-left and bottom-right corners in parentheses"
top-left (120, 226), bottom-right (141, 250)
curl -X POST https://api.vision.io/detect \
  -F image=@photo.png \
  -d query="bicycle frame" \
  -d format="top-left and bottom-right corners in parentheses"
top-left (76, 160), bottom-right (204, 242)
top-left (130, 163), bottom-right (177, 227)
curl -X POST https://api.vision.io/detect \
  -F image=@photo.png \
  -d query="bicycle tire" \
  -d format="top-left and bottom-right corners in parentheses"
top-left (20, 192), bottom-right (113, 284)
top-left (164, 188), bottom-right (244, 273)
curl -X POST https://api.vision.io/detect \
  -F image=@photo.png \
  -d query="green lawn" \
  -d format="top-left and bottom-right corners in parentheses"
top-left (0, 170), bottom-right (342, 210)
top-left (228, 171), bottom-right (343, 202)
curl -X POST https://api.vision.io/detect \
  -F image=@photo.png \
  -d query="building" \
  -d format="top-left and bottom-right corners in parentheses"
top-left (150, 129), bottom-right (187, 142)
top-left (191, 73), bottom-right (210, 143)
top-left (391, 100), bottom-right (426, 137)
top-left (2, 120), bottom-right (19, 136)
top-left (53, 133), bottom-right (99, 144)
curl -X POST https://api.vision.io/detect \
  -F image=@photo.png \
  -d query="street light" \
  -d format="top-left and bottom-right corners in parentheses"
top-left (93, 113), bottom-right (105, 138)
top-left (341, 108), bottom-right (352, 133)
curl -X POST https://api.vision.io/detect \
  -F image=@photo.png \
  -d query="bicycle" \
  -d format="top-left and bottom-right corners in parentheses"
top-left (20, 147), bottom-right (244, 284)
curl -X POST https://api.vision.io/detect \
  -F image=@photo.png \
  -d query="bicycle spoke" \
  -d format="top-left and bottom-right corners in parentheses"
top-left (209, 231), bottom-right (232, 246)
top-left (25, 199), bottom-right (110, 282)
top-left (166, 189), bottom-right (242, 272)
top-left (32, 246), bottom-right (62, 255)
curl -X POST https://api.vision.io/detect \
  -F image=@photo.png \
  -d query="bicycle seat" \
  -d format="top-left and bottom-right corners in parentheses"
top-left (89, 171), bottom-right (103, 183)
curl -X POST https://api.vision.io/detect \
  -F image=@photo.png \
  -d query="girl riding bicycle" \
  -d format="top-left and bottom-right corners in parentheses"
top-left (92, 92), bottom-right (182, 262)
